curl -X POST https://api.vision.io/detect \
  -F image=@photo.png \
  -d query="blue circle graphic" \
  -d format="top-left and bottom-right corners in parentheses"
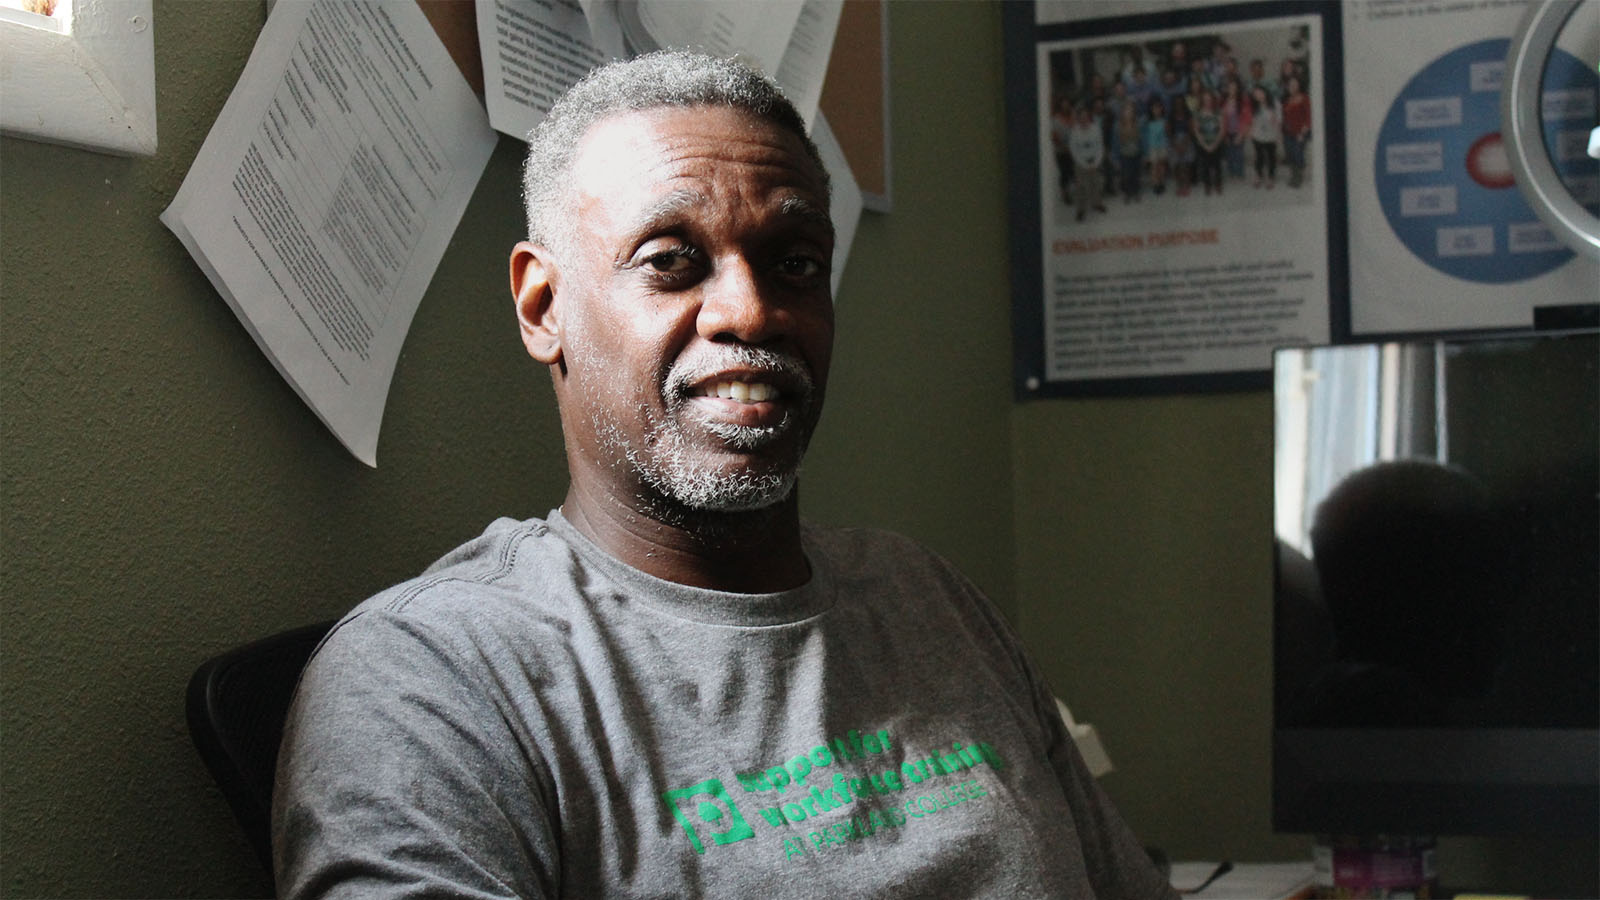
top-left (1374, 39), bottom-right (1598, 283)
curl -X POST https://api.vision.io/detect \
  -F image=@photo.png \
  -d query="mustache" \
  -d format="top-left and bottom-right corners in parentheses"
top-left (664, 345), bottom-right (816, 405)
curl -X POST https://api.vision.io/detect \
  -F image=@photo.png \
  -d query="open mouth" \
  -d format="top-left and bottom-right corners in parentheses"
top-left (666, 346), bottom-right (816, 439)
top-left (682, 376), bottom-right (791, 434)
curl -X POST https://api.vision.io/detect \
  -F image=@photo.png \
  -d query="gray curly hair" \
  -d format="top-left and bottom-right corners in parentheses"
top-left (521, 50), bottom-right (829, 255)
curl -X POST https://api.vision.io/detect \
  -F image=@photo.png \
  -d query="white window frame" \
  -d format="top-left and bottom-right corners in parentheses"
top-left (0, 0), bottom-right (156, 156)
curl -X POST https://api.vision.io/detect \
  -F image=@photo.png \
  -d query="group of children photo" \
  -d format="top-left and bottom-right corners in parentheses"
top-left (1050, 28), bottom-right (1315, 223)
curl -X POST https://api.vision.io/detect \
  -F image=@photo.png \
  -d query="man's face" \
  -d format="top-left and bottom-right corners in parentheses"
top-left (541, 106), bottom-right (834, 515)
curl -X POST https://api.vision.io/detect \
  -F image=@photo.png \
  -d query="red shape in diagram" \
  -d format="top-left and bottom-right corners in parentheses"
top-left (1465, 132), bottom-right (1516, 189)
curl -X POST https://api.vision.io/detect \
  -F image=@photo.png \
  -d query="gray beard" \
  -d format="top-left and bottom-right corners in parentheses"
top-left (591, 345), bottom-right (817, 514)
top-left (639, 440), bottom-right (799, 512)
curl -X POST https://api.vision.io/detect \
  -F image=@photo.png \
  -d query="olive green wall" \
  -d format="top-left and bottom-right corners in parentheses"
top-left (2, 4), bottom-right (565, 894)
top-left (2, 2), bottom-right (1593, 898)
top-left (1012, 391), bottom-right (1293, 858)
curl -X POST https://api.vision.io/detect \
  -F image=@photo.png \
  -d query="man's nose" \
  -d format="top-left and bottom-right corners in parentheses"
top-left (696, 259), bottom-right (790, 345)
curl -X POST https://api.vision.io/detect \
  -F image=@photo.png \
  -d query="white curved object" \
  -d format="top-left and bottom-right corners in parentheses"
top-left (1501, 0), bottom-right (1600, 260)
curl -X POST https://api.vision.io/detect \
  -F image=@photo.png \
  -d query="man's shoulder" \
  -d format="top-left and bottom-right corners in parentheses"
top-left (336, 514), bottom-right (582, 636)
top-left (801, 521), bottom-right (938, 563)
top-left (802, 522), bottom-right (979, 598)
top-left (309, 514), bottom-right (596, 681)
top-left (373, 515), bottom-right (551, 600)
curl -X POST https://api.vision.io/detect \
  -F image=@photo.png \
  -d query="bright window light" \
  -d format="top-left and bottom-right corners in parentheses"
top-left (0, 0), bottom-right (154, 156)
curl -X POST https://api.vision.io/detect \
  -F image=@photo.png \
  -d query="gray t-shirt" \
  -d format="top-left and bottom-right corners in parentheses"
top-left (274, 512), bottom-right (1175, 899)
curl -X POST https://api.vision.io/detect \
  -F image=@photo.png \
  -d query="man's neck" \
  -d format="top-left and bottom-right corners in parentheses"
top-left (560, 482), bottom-right (811, 593)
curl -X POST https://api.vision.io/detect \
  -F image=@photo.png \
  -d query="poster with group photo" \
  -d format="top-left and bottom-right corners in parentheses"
top-left (1004, 2), bottom-right (1344, 397)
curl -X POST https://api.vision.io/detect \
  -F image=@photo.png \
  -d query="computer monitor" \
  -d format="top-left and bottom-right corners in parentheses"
top-left (1272, 329), bottom-right (1598, 836)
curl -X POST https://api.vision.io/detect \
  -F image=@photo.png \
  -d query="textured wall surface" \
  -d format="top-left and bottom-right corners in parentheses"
top-left (1, 4), bottom-right (562, 895)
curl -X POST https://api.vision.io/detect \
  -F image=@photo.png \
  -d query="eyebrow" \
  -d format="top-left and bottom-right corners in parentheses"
top-left (631, 189), bottom-right (707, 238)
top-left (780, 195), bottom-right (835, 239)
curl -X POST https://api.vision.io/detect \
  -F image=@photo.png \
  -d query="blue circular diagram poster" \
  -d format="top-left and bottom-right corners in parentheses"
top-left (1374, 38), bottom-right (1599, 284)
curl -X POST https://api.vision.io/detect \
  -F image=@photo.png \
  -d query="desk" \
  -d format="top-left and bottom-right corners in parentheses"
top-left (1171, 861), bottom-right (1315, 899)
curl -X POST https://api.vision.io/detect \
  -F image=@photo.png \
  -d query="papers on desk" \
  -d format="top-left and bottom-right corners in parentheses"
top-left (162, 0), bottom-right (496, 466)
top-left (1170, 861), bottom-right (1315, 899)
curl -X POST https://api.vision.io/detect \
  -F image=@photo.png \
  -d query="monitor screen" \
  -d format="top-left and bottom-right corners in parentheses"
top-left (1272, 329), bottom-right (1598, 836)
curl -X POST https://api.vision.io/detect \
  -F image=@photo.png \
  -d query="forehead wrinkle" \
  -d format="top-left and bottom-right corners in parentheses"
top-left (617, 184), bottom-right (832, 252)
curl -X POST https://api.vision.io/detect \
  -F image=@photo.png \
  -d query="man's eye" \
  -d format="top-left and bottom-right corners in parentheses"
top-left (628, 240), bottom-right (703, 281)
top-left (778, 255), bottom-right (824, 280)
top-left (644, 249), bottom-right (697, 274)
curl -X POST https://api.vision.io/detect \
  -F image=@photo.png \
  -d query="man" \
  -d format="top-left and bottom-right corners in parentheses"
top-left (274, 51), bottom-right (1175, 899)
top-left (1067, 102), bottom-right (1108, 222)
top-left (1246, 58), bottom-right (1276, 102)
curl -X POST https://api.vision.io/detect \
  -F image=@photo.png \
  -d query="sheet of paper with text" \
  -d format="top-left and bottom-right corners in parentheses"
top-left (476, 0), bottom-right (606, 141)
top-left (162, 0), bottom-right (496, 466)
top-left (772, 0), bottom-right (844, 128)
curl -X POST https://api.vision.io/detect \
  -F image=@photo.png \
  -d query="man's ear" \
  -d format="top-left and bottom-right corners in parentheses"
top-left (511, 240), bottom-right (563, 365)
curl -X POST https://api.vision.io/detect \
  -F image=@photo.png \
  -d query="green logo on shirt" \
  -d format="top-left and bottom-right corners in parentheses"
top-left (662, 726), bottom-right (1010, 858)
top-left (660, 778), bottom-right (755, 854)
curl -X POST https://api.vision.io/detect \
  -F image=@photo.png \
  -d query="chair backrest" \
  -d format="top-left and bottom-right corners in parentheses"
top-left (186, 621), bottom-right (334, 880)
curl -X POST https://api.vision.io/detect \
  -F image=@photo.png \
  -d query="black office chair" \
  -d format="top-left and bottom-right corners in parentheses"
top-left (186, 620), bottom-right (334, 881)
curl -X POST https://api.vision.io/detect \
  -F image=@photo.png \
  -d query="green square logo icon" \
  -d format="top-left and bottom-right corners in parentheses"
top-left (661, 778), bottom-right (755, 854)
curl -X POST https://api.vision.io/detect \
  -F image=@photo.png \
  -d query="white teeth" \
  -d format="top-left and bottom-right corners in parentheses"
top-left (705, 381), bottom-right (776, 402)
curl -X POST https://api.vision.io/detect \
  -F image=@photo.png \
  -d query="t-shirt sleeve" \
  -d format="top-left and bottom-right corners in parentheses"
top-left (915, 544), bottom-right (1179, 900)
top-left (1034, 681), bottom-right (1179, 900)
top-left (272, 610), bottom-right (558, 899)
